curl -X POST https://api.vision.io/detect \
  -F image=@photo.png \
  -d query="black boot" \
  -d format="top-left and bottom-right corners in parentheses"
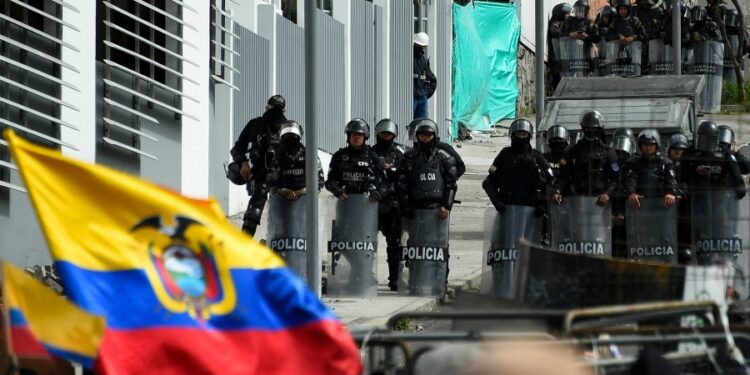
top-left (387, 260), bottom-right (400, 291)
top-left (242, 220), bottom-right (257, 236)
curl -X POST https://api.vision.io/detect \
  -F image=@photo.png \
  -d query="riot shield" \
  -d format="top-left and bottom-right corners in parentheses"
top-left (559, 36), bottom-right (590, 77)
top-left (326, 194), bottom-right (379, 297)
top-left (597, 40), bottom-right (609, 76)
top-left (605, 40), bottom-right (642, 76)
top-left (481, 206), bottom-right (542, 298)
top-left (690, 41), bottom-right (724, 113)
top-left (724, 34), bottom-right (741, 82)
top-left (692, 191), bottom-right (750, 298)
top-left (648, 39), bottom-right (674, 75)
top-left (551, 37), bottom-right (561, 64)
top-left (551, 196), bottom-right (612, 257)
top-left (399, 209), bottom-right (450, 296)
top-left (267, 193), bottom-right (308, 281)
top-left (625, 198), bottom-right (678, 264)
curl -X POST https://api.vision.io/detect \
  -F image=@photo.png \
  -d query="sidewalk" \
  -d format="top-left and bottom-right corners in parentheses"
top-left (230, 131), bottom-right (507, 327)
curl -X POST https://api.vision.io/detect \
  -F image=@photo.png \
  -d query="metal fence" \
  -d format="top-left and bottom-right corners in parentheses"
top-left (350, 0), bottom-right (376, 126)
top-left (276, 15), bottom-right (306, 132)
top-left (389, 0), bottom-right (414, 145)
top-left (434, 0), bottom-right (453, 141)
top-left (313, 9), bottom-right (346, 153)
top-left (233, 25), bottom-right (271, 139)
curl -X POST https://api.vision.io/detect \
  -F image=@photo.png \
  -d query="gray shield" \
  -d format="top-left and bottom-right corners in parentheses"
top-left (597, 40), bottom-right (609, 76)
top-left (648, 39), bottom-right (674, 75)
top-left (626, 198), bottom-right (678, 264)
top-left (399, 209), bottom-right (450, 296)
top-left (724, 34), bottom-right (741, 81)
top-left (551, 197), bottom-right (612, 257)
top-left (559, 36), bottom-right (590, 77)
top-left (551, 37), bottom-right (561, 63)
top-left (605, 40), bottom-right (642, 76)
top-left (481, 206), bottom-right (542, 298)
top-left (690, 41), bottom-right (724, 113)
top-left (267, 193), bottom-right (308, 281)
top-left (326, 194), bottom-right (379, 297)
top-left (691, 191), bottom-right (750, 297)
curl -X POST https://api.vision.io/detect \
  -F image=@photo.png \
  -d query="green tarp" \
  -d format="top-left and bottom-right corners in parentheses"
top-left (452, 2), bottom-right (520, 134)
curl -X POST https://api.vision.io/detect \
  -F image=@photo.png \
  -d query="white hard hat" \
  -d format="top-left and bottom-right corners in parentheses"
top-left (414, 32), bottom-right (429, 46)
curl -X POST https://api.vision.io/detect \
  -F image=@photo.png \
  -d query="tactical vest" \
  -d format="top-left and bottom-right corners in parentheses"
top-left (277, 148), bottom-right (307, 190)
top-left (408, 151), bottom-right (445, 202)
top-left (340, 149), bottom-right (374, 194)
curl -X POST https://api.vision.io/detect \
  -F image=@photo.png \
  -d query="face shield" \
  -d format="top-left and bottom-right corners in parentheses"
top-left (573, 5), bottom-right (587, 18)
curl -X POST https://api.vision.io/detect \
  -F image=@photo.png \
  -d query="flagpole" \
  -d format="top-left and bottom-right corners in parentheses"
top-left (304, 0), bottom-right (321, 297)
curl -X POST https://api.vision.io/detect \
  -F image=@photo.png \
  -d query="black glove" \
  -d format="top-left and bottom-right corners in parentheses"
top-left (494, 201), bottom-right (505, 213)
top-left (534, 206), bottom-right (545, 218)
top-left (737, 189), bottom-right (747, 200)
top-left (368, 190), bottom-right (381, 202)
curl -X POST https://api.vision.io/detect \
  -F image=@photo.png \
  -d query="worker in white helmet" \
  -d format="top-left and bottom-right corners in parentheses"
top-left (413, 32), bottom-right (437, 119)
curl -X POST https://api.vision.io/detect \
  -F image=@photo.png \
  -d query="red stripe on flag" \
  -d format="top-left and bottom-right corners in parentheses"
top-left (95, 319), bottom-right (361, 375)
top-left (10, 326), bottom-right (51, 358)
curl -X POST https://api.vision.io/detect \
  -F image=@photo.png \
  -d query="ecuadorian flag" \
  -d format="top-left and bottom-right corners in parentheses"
top-left (2, 262), bottom-right (105, 367)
top-left (4, 130), bottom-right (362, 375)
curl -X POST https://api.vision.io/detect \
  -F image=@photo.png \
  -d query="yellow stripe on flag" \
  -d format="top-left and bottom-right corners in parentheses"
top-left (3, 262), bottom-right (105, 358)
top-left (3, 130), bottom-right (284, 271)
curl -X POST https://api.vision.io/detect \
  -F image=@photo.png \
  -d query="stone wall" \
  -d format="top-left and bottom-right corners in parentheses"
top-left (516, 42), bottom-right (536, 117)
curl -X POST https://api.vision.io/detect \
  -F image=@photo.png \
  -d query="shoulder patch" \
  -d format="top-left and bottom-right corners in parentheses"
top-left (559, 158), bottom-right (567, 166)
top-left (489, 165), bottom-right (497, 173)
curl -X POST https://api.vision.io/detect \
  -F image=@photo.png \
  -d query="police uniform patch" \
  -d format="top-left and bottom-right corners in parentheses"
top-left (559, 159), bottom-right (567, 166)
top-left (488, 165), bottom-right (497, 173)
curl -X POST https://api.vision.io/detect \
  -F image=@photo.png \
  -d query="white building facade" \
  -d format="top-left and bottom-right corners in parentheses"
top-left (0, 0), bottom-right (454, 267)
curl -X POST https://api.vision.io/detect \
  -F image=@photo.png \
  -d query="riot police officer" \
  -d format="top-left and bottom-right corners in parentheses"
top-left (398, 119), bottom-right (459, 220)
top-left (371, 119), bottom-right (408, 291)
top-left (661, 1), bottom-right (692, 48)
top-left (634, 0), bottom-right (665, 74)
top-left (680, 121), bottom-right (746, 198)
top-left (267, 121), bottom-right (324, 196)
top-left (565, 0), bottom-right (594, 42)
top-left (668, 132), bottom-right (692, 263)
top-left (611, 128), bottom-right (635, 164)
top-left (718, 125), bottom-right (750, 174)
top-left (610, 128), bottom-right (635, 258)
top-left (325, 119), bottom-right (385, 201)
top-left (543, 125), bottom-right (570, 178)
top-left (406, 120), bottom-right (466, 178)
top-left (553, 110), bottom-right (620, 205)
top-left (691, 6), bottom-right (722, 43)
top-left (622, 129), bottom-right (678, 209)
top-left (548, 3), bottom-right (573, 92)
top-left (605, 0), bottom-right (647, 44)
top-left (483, 119), bottom-right (552, 216)
top-left (230, 95), bottom-right (287, 235)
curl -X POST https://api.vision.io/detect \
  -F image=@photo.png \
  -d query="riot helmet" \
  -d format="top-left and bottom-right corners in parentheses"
top-left (640, 0), bottom-right (657, 8)
top-left (573, 0), bottom-right (589, 18)
top-left (411, 118), bottom-right (438, 137)
top-left (637, 129), bottom-right (660, 147)
top-left (691, 6), bottom-right (707, 23)
top-left (225, 161), bottom-right (246, 186)
top-left (668, 133), bottom-right (689, 150)
top-left (600, 6), bottom-right (617, 23)
top-left (725, 9), bottom-right (740, 28)
top-left (547, 125), bottom-right (569, 154)
top-left (552, 3), bottom-right (574, 20)
top-left (695, 120), bottom-right (720, 152)
top-left (280, 120), bottom-right (303, 139)
top-left (267, 94), bottom-right (286, 110)
top-left (612, 135), bottom-right (635, 158)
top-left (616, 0), bottom-right (632, 16)
top-left (509, 119), bottom-right (534, 138)
top-left (671, 0), bottom-right (690, 19)
top-left (579, 110), bottom-right (604, 141)
top-left (345, 118), bottom-right (370, 139)
top-left (375, 118), bottom-right (399, 138)
top-left (612, 127), bottom-right (635, 141)
top-left (718, 125), bottom-right (735, 147)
